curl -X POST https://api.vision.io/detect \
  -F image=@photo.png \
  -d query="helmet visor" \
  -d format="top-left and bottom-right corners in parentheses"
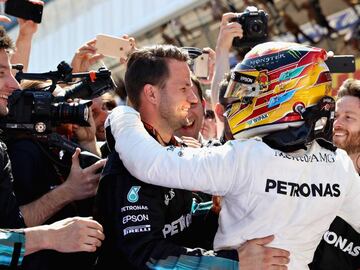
top-left (224, 71), bottom-right (261, 99)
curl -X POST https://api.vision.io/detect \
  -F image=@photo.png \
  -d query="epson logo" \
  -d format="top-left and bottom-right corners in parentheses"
top-left (123, 214), bottom-right (149, 224)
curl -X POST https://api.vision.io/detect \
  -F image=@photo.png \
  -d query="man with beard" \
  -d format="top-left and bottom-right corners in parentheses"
top-left (95, 44), bottom-right (290, 270)
top-left (310, 78), bottom-right (360, 270)
top-left (333, 79), bottom-right (360, 173)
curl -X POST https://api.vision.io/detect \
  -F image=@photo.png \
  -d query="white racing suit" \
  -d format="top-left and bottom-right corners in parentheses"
top-left (108, 106), bottom-right (360, 270)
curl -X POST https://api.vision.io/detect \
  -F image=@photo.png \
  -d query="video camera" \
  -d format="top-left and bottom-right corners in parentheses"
top-left (0, 61), bottom-right (115, 134)
top-left (0, 61), bottom-right (115, 170)
top-left (230, 6), bottom-right (269, 48)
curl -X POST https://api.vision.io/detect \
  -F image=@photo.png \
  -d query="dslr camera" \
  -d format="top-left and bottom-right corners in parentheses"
top-left (230, 6), bottom-right (269, 48)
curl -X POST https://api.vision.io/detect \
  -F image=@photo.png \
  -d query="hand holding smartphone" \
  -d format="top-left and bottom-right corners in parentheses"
top-left (325, 55), bottom-right (355, 73)
top-left (194, 52), bottom-right (210, 79)
top-left (5, 0), bottom-right (43, 23)
top-left (95, 34), bottom-right (134, 60)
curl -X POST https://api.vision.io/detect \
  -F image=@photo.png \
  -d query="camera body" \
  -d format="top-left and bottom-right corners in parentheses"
top-left (230, 6), bottom-right (269, 48)
top-left (1, 89), bottom-right (92, 134)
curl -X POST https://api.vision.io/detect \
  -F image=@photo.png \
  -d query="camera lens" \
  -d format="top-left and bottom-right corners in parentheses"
top-left (247, 18), bottom-right (265, 38)
top-left (251, 23), bottom-right (261, 33)
top-left (51, 102), bottom-right (90, 126)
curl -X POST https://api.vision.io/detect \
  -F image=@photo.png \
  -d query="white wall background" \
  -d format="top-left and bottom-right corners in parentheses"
top-left (9, 0), bottom-right (209, 72)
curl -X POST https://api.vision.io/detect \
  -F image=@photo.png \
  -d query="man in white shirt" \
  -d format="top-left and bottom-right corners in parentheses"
top-left (108, 41), bottom-right (360, 269)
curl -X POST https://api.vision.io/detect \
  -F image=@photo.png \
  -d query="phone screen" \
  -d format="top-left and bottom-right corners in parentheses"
top-left (5, 0), bottom-right (43, 23)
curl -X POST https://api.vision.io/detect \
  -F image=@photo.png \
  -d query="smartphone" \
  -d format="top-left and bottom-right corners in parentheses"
top-left (194, 52), bottom-right (209, 79)
top-left (5, 0), bottom-right (43, 23)
top-left (325, 55), bottom-right (355, 73)
top-left (95, 34), bottom-right (134, 59)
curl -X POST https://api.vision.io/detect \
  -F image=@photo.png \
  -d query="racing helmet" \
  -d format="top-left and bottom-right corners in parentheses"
top-left (225, 41), bottom-right (333, 139)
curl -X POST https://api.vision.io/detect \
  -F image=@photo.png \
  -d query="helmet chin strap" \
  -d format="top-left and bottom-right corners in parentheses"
top-left (262, 96), bottom-right (336, 152)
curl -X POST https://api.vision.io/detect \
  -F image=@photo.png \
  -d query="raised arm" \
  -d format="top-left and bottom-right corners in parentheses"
top-left (70, 39), bottom-right (103, 73)
top-left (11, 17), bottom-right (40, 72)
top-left (211, 13), bottom-right (243, 107)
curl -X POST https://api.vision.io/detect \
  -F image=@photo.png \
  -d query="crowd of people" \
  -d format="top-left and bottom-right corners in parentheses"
top-left (0, 1), bottom-right (359, 270)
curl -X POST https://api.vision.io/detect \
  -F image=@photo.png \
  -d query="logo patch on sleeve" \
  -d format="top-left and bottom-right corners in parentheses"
top-left (127, 186), bottom-right (141, 203)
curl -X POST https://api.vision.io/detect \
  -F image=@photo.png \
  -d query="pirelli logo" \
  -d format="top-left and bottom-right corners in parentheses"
top-left (123, 224), bottom-right (151, 236)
